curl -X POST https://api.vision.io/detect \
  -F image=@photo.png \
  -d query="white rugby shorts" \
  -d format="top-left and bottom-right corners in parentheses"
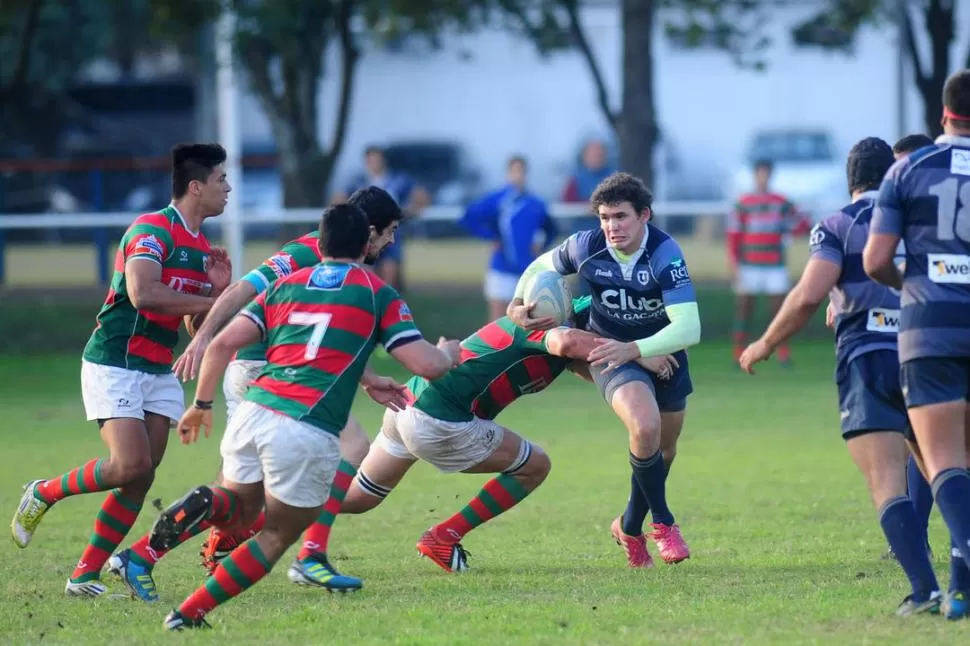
top-left (80, 360), bottom-right (184, 422)
top-left (222, 359), bottom-right (267, 420)
top-left (735, 265), bottom-right (790, 295)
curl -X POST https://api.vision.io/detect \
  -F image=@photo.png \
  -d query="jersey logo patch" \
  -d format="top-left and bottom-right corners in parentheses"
top-left (636, 269), bottom-right (649, 285)
top-left (952, 149), bottom-right (970, 176)
top-left (268, 254), bottom-right (293, 278)
top-left (134, 235), bottom-right (164, 260)
top-left (398, 302), bottom-right (413, 321)
top-left (179, 249), bottom-right (189, 263)
top-left (928, 253), bottom-right (970, 284)
top-left (308, 264), bottom-right (350, 290)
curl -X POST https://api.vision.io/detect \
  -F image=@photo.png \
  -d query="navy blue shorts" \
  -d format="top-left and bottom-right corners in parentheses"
top-left (900, 357), bottom-right (970, 408)
top-left (837, 350), bottom-right (909, 440)
top-left (590, 350), bottom-right (692, 412)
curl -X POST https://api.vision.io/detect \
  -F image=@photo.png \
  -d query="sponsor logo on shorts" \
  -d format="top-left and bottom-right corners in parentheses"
top-left (133, 235), bottom-right (164, 260)
top-left (267, 253), bottom-right (293, 278)
top-left (866, 308), bottom-right (900, 333)
top-left (928, 253), bottom-right (970, 284)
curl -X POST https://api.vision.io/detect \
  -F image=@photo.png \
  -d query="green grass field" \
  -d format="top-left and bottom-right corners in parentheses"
top-left (0, 344), bottom-right (964, 645)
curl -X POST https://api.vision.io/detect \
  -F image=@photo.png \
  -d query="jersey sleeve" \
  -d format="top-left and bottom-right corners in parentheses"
top-left (242, 238), bottom-right (321, 295)
top-left (376, 286), bottom-right (423, 352)
top-left (808, 216), bottom-right (845, 266)
top-left (122, 218), bottom-right (175, 265)
top-left (551, 230), bottom-right (594, 275)
top-left (240, 291), bottom-right (269, 341)
top-left (871, 158), bottom-right (908, 236)
top-left (650, 237), bottom-right (697, 306)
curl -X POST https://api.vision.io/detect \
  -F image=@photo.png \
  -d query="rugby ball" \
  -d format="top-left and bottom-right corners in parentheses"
top-left (523, 271), bottom-right (572, 326)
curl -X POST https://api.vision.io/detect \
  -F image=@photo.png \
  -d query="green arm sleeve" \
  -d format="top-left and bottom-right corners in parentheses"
top-left (634, 302), bottom-right (701, 357)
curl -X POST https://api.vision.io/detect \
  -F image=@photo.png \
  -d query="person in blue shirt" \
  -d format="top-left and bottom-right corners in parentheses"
top-left (335, 146), bottom-right (430, 292)
top-left (461, 156), bottom-right (558, 321)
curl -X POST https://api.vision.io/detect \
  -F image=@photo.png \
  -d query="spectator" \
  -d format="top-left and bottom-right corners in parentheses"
top-left (561, 139), bottom-right (615, 203)
top-left (461, 155), bottom-right (557, 322)
top-left (333, 145), bottom-right (430, 291)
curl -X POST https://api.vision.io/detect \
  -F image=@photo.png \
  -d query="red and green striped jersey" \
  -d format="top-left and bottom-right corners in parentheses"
top-left (235, 231), bottom-right (323, 361)
top-left (728, 192), bottom-right (796, 266)
top-left (406, 317), bottom-right (571, 423)
top-left (82, 205), bottom-right (212, 373)
top-left (243, 261), bottom-right (422, 435)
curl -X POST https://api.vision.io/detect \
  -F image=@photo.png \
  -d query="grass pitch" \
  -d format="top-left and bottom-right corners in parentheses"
top-left (0, 343), bottom-right (964, 645)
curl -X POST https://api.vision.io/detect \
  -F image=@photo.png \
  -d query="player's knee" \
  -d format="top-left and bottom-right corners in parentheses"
top-left (112, 454), bottom-right (155, 484)
top-left (513, 446), bottom-right (551, 490)
top-left (628, 415), bottom-right (661, 453)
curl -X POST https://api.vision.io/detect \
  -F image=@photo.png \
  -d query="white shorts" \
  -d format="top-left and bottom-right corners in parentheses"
top-left (220, 401), bottom-right (341, 508)
top-left (735, 265), bottom-right (790, 295)
top-left (484, 270), bottom-right (520, 303)
top-left (80, 360), bottom-right (184, 422)
top-left (223, 359), bottom-right (267, 420)
top-left (373, 406), bottom-right (504, 473)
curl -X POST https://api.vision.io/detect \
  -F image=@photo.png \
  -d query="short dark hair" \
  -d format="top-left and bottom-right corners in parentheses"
top-left (318, 204), bottom-right (371, 259)
top-left (171, 143), bottom-right (226, 199)
top-left (943, 69), bottom-right (970, 125)
top-left (846, 137), bottom-right (894, 194)
top-left (590, 172), bottom-right (653, 215)
top-left (508, 155), bottom-right (527, 169)
top-left (753, 158), bottom-right (773, 173)
top-left (892, 133), bottom-right (934, 156)
top-left (364, 145), bottom-right (385, 157)
top-left (346, 186), bottom-right (402, 234)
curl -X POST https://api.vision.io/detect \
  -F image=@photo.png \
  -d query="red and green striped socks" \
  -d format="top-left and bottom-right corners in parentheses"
top-left (70, 489), bottom-right (142, 583)
top-left (35, 458), bottom-right (106, 505)
top-left (178, 539), bottom-right (273, 620)
top-left (433, 474), bottom-right (530, 542)
top-left (208, 486), bottom-right (241, 526)
top-left (297, 460), bottom-right (356, 561)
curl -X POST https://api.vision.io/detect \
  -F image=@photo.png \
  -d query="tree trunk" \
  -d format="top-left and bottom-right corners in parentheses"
top-left (617, 0), bottom-right (656, 192)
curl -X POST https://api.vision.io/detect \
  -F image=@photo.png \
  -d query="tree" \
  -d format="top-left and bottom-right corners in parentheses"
top-left (792, 0), bottom-right (969, 137)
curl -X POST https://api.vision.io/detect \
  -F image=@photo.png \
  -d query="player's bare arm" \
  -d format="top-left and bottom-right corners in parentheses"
top-left (177, 315), bottom-right (262, 445)
top-left (389, 338), bottom-right (460, 380)
top-left (544, 328), bottom-right (602, 360)
top-left (126, 257), bottom-right (214, 316)
top-left (739, 258), bottom-right (841, 374)
top-left (174, 280), bottom-right (258, 381)
top-left (360, 368), bottom-right (408, 411)
top-left (863, 232), bottom-right (904, 289)
top-left (184, 248), bottom-right (233, 335)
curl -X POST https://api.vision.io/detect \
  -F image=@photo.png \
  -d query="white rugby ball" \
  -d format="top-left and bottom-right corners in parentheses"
top-left (524, 271), bottom-right (572, 326)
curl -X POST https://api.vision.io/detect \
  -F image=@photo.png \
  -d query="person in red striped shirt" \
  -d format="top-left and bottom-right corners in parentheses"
top-left (149, 204), bottom-right (460, 630)
top-left (10, 144), bottom-right (233, 598)
top-left (727, 159), bottom-right (799, 366)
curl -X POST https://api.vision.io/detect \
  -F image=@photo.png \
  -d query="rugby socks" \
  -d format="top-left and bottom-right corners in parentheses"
top-left (433, 474), bottom-right (530, 541)
top-left (34, 459), bottom-right (106, 504)
top-left (732, 330), bottom-right (746, 362)
top-left (950, 536), bottom-right (970, 594)
top-left (878, 495), bottom-right (939, 602)
top-left (70, 489), bottom-right (142, 583)
top-left (129, 520), bottom-right (212, 568)
top-left (776, 344), bottom-right (791, 364)
top-left (622, 460), bottom-right (672, 535)
top-left (177, 539), bottom-right (273, 620)
top-left (298, 460), bottom-right (356, 561)
top-left (630, 451), bottom-right (675, 526)
top-left (906, 455), bottom-right (933, 550)
top-left (207, 486), bottom-right (242, 526)
top-left (932, 469), bottom-right (970, 572)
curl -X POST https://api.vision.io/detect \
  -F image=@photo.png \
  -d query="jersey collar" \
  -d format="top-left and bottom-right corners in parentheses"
top-left (935, 134), bottom-right (970, 147)
top-left (168, 203), bottom-right (200, 238)
top-left (852, 190), bottom-right (879, 203)
top-left (605, 223), bottom-right (649, 281)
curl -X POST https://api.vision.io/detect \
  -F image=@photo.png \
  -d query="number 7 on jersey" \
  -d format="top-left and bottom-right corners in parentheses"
top-left (288, 312), bottom-right (332, 360)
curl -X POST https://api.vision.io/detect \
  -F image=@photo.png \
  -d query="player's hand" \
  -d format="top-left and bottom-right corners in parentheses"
top-left (173, 332), bottom-right (212, 382)
top-left (738, 339), bottom-right (772, 374)
top-left (177, 406), bottom-right (213, 445)
top-left (437, 337), bottom-right (462, 367)
top-left (825, 301), bottom-right (836, 330)
top-left (588, 339), bottom-right (641, 373)
top-left (508, 302), bottom-right (557, 331)
top-left (637, 354), bottom-right (680, 380)
top-left (208, 248), bottom-right (232, 292)
top-left (362, 375), bottom-right (409, 411)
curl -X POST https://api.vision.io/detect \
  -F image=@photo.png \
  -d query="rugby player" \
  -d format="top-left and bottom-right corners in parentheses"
top-left (108, 187), bottom-right (404, 601)
top-left (10, 144), bottom-right (233, 597)
top-left (508, 172), bottom-right (701, 568)
top-left (728, 159), bottom-right (799, 366)
top-left (153, 204), bottom-right (459, 630)
top-left (864, 69), bottom-right (970, 619)
top-left (332, 298), bottom-right (678, 572)
top-left (740, 137), bottom-right (942, 616)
